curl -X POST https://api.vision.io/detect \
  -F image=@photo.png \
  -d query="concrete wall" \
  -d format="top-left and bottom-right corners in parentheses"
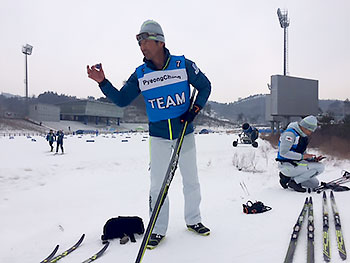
top-left (60, 100), bottom-right (123, 118)
top-left (85, 101), bottom-right (123, 118)
top-left (28, 103), bottom-right (60, 122)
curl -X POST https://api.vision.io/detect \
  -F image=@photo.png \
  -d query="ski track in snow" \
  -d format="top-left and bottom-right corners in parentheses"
top-left (0, 133), bottom-right (349, 263)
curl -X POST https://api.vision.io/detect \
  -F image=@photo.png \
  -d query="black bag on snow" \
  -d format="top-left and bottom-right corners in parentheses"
top-left (243, 200), bottom-right (272, 214)
top-left (101, 216), bottom-right (145, 244)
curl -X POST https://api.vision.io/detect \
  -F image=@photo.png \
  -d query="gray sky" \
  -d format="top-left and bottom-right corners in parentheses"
top-left (0, 0), bottom-right (349, 103)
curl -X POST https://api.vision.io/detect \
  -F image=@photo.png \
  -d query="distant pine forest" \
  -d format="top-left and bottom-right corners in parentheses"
top-left (0, 91), bottom-right (349, 125)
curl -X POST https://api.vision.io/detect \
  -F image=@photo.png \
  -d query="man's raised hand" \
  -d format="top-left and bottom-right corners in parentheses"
top-left (87, 63), bottom-right (105, 83)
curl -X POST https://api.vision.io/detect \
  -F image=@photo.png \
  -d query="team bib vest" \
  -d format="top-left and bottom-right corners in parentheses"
top-left (136, 56), bottom-right (191, 122)
top-left (277, 128), bottom-right (308, 161)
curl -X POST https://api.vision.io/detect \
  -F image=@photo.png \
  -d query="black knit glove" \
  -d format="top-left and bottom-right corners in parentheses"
top-left (180, 105), bottom-right (201, 123)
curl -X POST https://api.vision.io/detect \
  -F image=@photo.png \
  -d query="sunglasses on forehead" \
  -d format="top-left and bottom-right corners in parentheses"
top-left (136, 32), bottom-right (163, 42)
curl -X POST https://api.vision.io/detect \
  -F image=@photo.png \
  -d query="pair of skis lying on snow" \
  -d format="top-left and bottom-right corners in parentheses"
top-left (284, 191), bottom-right (347, 263)
top-left (40, 234), bottom-right (109, 263)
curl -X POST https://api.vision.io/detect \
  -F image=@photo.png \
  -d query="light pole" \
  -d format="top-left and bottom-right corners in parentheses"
top-left (22, 44), bottom-right (33, 99)
top-left (277, 8), bottom-right (290, 76)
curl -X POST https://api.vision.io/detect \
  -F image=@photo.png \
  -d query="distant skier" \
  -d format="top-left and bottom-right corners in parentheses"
top-left (276, 115), bottom-right (325, 192)
top-left (56, 130), bottom-right (64, 154)
top-left (46, 129), bottom-right (56, 152)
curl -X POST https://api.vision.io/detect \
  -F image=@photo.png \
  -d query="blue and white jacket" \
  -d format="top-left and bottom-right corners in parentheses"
top-left (99, 48), bottom-right (211, 140)
top-left (277, 122), bottom-right (309, 161)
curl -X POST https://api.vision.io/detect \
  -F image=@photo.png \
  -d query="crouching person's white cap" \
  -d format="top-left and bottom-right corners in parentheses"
top-left (299, 115), bottom-right (318, 132)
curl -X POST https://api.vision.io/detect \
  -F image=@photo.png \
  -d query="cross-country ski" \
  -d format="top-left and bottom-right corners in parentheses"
top-left (284, 197), bottom-right (309, 263)
top-left (330, 191), bottom-right (347, 260)
top-left (322, 192), bottom-right (331, 262)
top-left (81, 242), bottom-right (110, 263)
top-left (39, 245), bottom-right (59, 263)
top-left (49, 234), bottom-right (85, 263)
top-left (307, 197), bottom-right (315, 263)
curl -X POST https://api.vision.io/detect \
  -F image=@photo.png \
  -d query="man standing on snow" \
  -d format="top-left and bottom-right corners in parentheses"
top-left (46, 129), bottom-right (56, 152)
top-left (276, 115), bottom-right (325, 192)
top-left (56, 130), bottom-right (64, 154)
top-left (87, 20), bottom-right (211, 249)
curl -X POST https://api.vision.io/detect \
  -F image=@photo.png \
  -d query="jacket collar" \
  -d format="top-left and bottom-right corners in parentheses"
top-left (143, 47), bottom-right (170, 70)
top-left (288, 122), bottom-right (307, 137)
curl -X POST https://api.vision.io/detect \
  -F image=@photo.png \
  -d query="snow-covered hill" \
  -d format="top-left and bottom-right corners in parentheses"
top-left (0, 133), bottom-right (349, 263)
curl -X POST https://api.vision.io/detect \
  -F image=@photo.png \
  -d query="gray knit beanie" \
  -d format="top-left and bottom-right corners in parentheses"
top-left (299, 115), bottom-right (318, 132)
top-left (137, 20), bottom-right (165, 43)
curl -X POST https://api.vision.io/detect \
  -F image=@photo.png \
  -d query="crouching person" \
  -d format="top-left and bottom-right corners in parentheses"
top-left (276, 115), bottom-right (325, 192)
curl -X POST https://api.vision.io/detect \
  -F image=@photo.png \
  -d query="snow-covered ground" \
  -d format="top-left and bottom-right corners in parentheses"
top-left (0, 132), bottom-right (349, 263)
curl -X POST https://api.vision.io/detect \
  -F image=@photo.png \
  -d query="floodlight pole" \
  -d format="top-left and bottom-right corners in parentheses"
top-left (22, 44), bottom-right (33, 100)
top-left (24, 52), bottom-right (28, 99)
top-left (283, 27), bottom-right (287, 76)
top-left (277, 8), bottom-right (289, 76)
